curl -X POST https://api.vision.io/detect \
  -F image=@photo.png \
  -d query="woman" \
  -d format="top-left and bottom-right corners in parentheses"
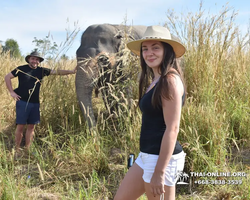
top-left (114, 26), bottom-right (186, 200)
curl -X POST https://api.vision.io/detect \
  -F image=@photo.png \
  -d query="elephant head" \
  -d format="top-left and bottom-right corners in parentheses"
top-left (75, 24), bottom-right (147, 127)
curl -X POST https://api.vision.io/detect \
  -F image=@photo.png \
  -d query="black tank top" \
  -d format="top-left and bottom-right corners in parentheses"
top-left (139, 82), bottom-right (184, 155)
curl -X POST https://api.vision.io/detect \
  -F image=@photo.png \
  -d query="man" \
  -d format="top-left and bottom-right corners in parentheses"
top-left (4, 51), bottom-right (76, 156)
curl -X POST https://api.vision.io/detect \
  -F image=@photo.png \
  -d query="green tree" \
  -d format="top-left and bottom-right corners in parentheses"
top-left (2, 39), bottom-right (21, 58)
top-left (32, 34), bottom-right (58, 58)
top-left (60, 54), bottom-right (69, 60)
top-left (0, 41), bottom-right (3, 52)
top-left (32, 20), bottom-right (80, 61)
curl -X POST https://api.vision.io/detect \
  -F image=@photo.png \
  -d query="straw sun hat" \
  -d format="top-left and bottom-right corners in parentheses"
top-left (25, 51), bottom-right (44, 63)
top-left (127, 25), bottom-right (185, 58)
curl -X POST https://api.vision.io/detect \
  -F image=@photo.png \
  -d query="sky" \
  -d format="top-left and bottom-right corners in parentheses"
top-left (0, 0), bottom-right (249, 58)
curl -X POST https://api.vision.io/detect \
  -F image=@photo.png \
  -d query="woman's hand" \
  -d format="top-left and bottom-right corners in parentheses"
top-left (150, 170), bottom-right (165, 197)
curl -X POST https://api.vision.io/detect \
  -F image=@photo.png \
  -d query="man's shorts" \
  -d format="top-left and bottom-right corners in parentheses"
top-left (135, 151), bottom-right (186, 186)
top-left (16, 100), bottom-right (40, 124)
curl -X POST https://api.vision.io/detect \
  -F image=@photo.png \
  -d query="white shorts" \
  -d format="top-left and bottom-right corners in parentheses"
top-left (135, 151), bottom-right (186, 186)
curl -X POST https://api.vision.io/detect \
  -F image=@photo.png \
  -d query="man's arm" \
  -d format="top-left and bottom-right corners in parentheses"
top-left (50, 68), bottom-right (76, 75)
top-left (5, 73), bottom-right (21, 101)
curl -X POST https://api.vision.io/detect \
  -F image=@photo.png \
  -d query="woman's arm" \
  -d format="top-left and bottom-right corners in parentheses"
top-left (150, 74), bottom-right (184, 196)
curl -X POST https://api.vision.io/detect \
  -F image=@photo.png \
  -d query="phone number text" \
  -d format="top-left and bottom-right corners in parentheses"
top-left (194, 179), bottom-right (242, 185)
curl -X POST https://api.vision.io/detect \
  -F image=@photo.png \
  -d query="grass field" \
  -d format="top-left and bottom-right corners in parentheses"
top-left (0, 4), bottom-right (250, 200)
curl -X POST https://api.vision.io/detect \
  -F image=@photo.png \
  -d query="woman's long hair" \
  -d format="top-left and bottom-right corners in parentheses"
top-left (138, 42), bottom-right (186, 108)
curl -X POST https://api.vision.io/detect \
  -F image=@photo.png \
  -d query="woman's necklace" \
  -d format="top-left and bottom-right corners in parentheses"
top-left (146, 77), bottom-right (160, 93)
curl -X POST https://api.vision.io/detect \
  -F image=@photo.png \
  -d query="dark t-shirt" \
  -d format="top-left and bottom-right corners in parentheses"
top-left (11, 64), bottom-right (51, 103)
top-left (139, 83), bottom-right (184, 155)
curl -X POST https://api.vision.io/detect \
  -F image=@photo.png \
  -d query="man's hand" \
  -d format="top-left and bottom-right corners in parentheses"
top-left (10, 91), bottom-right (21, 101)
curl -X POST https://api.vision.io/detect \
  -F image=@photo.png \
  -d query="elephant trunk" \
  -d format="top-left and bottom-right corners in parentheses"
top-left (75, 58), bottom-right (98, 127)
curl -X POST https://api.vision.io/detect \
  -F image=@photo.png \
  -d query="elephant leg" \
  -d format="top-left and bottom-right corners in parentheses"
top-left (100, 84), bottom-right (113, 115)
top-left (98, 67), bottom-right (118, 115)
top-left (99, 82), bottom-right (121, 115)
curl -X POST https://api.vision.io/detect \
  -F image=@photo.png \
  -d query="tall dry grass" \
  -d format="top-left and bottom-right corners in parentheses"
top-left (166, 3), bottom-right (250, 198)
top-left (0, 3), bottom-right (250, 200)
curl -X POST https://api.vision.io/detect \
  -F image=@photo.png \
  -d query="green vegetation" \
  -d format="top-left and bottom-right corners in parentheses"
top-left (1, 38), bottom-right (21, 58)
top-left (0, 4), bottom-right (249, 200)
top-left (32, 19), bottom-right (80, 60)
top-left (32, 35), bottom-right (59, 58)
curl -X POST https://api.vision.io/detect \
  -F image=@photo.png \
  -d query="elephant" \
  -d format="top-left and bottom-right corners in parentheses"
top-left (75, 24), bottom-right (147, 127)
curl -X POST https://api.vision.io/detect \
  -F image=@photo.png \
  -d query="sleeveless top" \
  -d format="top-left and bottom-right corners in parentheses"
top-left (139, 82), bottom-right (185, 155)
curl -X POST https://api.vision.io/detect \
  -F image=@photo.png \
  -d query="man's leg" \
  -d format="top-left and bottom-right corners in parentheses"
top-left (26, 102), bottom-right (39, 150)
top-left (25, 124), bottom-right (35, 150)
top-left (15, 100), bottom-right (27, 151)
top-left (15, 124), bottom-right (25, 151)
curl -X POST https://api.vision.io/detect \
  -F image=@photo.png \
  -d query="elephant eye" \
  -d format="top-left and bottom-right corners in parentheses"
top-left (116, 35), bottom-right (122, 39)
top-left (100, 38), bottom-right (107, 44)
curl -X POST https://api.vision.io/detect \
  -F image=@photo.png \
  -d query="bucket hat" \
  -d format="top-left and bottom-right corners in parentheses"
top-left (25, 51), bottom-right (44, 63)
top-left (127, 26), bottom-right (185, 58)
